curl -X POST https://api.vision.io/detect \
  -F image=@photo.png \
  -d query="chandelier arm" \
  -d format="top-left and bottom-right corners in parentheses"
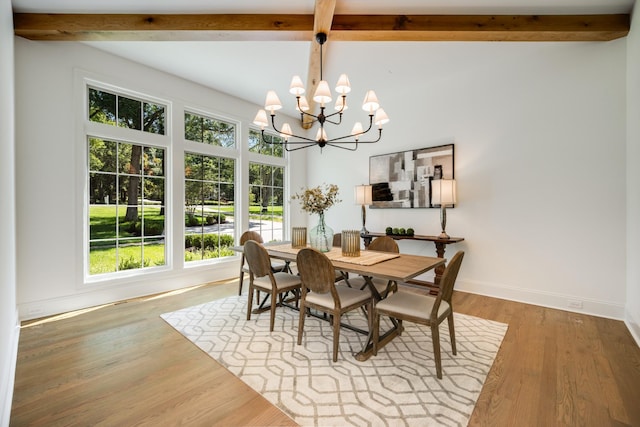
top-left (324, 115), bottom-right (375, 143)
top-left (267, 116), bottom-right (316, 143)
top-left (284, 142), bottom-right (319, 152)
top-left (326, 142), bottom-right (359, 151)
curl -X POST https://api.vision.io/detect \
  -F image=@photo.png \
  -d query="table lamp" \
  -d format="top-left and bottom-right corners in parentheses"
top-left (354, 184), bottom-right (373, 236)
top-left (431, 179), bottom-right (457, 239)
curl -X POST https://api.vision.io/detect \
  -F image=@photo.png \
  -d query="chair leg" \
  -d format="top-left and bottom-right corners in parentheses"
top-left (269, 292), bottom-right (276, 332)
top-left (332, 313), bottom-right (341, 362)
top-left (297, 302), bottom-right (306, 345)
top-left (247, 286), bottom-right (254, 321)
top-left (238, 270), bottom-right (245, 295)
top-left (432, 324), bottom-right (442, 379)
top-left (447, 313), bottom-right (457, 355)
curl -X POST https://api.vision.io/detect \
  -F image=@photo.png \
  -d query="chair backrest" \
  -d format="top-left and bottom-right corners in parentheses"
top-left (240, 230), bottom-right (263, 245)
top-left (296, 248), bottom-right (338, 295)
top-left (332, 233), bottom-right (342, 247)
top-left (431, 251), bottom-right (465, 318)
top-left (243, 240), bottom-right (273, 279)
top-left (368, 236), bottom-right (399, 253)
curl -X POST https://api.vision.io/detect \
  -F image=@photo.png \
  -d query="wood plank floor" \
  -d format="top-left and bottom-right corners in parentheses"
top-left (10, 280), bottom-right (640, 426)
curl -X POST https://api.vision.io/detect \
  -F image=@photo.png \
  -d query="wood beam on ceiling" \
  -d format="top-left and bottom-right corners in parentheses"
top-left (13, 13), bottom-right (630, 42)
top-left (302, 0), bottom-right (336, 129)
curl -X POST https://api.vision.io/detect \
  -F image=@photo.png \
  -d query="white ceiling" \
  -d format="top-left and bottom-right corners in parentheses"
top-left (12, 0), bottom-right (636, 117)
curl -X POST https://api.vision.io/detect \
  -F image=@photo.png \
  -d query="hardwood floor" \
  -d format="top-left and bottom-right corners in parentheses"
top-left (10, 280), bottom-right (640, 426)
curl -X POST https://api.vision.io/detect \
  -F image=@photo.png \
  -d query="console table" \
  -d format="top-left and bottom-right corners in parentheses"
top-left (361, 232), bottom-right (464, 291)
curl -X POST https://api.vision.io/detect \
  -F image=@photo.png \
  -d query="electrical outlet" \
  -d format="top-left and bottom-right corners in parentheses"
top-left (568, 299), bottom-right (583, 309)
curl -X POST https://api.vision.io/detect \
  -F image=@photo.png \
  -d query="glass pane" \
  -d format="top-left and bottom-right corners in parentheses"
top-left (118, 205), bottom-right (141, 238)
top-left (143, 102), bottom-right (165, 135)
top-left (89, 240), bottom-right (117, 275)
top-left (118, 175), bottom-right (143, 205)
top-left (89, 203), bottom-right (117, 240)
top-left (90, 173), bottom-right (116, 205)
top-left (215, 120), bottom-right (236, 148)
top-left (249, 162), bottom-right (262, 185)
top-left (117, 242), bottom-right (143, 271)
top-left (185, 180), bottom-right (203, 224)
top-left (259, 187), bottom-right (273, 215)
top-left (202, 233), bottom-right (220, 260)
top-left (273, 167), bottom-right (284, 188)
top-left (88, 88), bottom-right (116, 125)
top-left (202, 155), bottom-right (220, 182)
top-left (184, 153), bottom-right (202, 179)
top-left (261, 164), bottom-right (273, 187)
top-left (144, 176), bottom-right (165, 205)
top-left (143, 146), bottom-right (164, 177)
top-left (118, 96), bottom-right (142, 130)
top-left (142, 204), bottom-right (164, 237)
top-left (185, 232), bottom-right (203, 262)
top-left (119, 143), bottom-right (143, 175)
top-left (273, 187), bottom-right (284, 218)
top-left (202, 117), bottom-right (217, 146)
top-left (248, 129), bottom-right (261, 152)
top-left (220, 183), bottom-right (234, 205)
top-left (220, 158), bottom-right (235, 183)
top-left (89, 138), bottom-right (117, 173)
top-left (203, 182), bottom-right (218, 208)
top-left (184, 112), bottom-right (203, 142)
top-left (143, 238), bottom-right (165, 267)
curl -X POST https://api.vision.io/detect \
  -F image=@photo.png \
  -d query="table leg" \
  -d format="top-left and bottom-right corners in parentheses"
top-left (433, 241), bottom-right (447, 286)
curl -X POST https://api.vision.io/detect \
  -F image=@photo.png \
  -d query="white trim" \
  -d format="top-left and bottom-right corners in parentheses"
top-left (456, 278), bottom-right (626, 320)
top-left (625, 309), bottom-right (640, 348)
top-left (1, 310), bottom-right (19, 427)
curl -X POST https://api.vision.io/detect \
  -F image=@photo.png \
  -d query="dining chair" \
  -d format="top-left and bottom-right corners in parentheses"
top-left (238, 230), bottom-right (289, 295)
top-left (373, 251), bottom-right (465, 379)
top-left (332, 233), bottom-right (349, 282)
top-left (296, 247), bottom-right (373, 362)
top-left (244, 240), bottom-right (302, 332)
top-left (344, 236), bottom-right (399, 298)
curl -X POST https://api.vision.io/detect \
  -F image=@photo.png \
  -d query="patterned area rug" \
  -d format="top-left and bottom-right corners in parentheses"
top-left (161, 295), bottom-right (507, 427)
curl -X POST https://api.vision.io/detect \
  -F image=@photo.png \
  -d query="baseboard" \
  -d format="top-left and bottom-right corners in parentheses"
top-left (456, 278), bottom-right (626, 320)
top-left (1, 309), bottom-right (20, 427)
top-left (625, 309), bottom-right (640, 348)
top-left (18, 260), bottom-right (238, 321)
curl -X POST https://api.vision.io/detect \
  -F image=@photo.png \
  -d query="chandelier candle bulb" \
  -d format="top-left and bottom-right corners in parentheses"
top-left (335, 74), bottom-right (352, 94)
top-left (313, 81), bottom-right (332, 105)
top-left (374, 108), bottom-right (390, 127)
top-left (362, 90), bottom-right (380, 113)
top-left (253, 109), bottom-right (268, 129)
top-left (265, 90), bottom-right (282, 113)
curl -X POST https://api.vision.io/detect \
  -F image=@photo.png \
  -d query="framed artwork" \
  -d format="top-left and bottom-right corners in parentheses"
top-left (369, 143), bottom-right (454, 208)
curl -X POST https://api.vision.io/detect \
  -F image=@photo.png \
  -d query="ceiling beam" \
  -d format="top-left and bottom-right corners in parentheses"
top-left (14, 13), bottom-right (630, 42)
top-left (302, 0), bottom-right (336, 129)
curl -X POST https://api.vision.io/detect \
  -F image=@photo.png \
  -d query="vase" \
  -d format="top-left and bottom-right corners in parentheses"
top-left (309, 212), bottom-right (334, 252)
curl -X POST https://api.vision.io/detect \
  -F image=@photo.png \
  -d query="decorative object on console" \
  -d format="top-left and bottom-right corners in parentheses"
top-left (291, 184), bottom-right (341, 252)
top-left (385, 226), bottom-right (414, 236)
top-left (431, 179), bottom-right (457, 239)
top-left (253, 32), bottom-right (389, 152)
top-left (369, 143), bottom-right (454, 208)
top-left (354, 184), bottom-right (372, 236)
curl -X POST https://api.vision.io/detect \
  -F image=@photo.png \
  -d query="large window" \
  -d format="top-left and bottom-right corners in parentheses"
top-left (88, 138), bottom-right (166, 275)
top-left (248, 129), bottom-right (285, 157)
top-left (86, 86), bottom-right (167, 277)
top-left (184, 153), bottom-right (235, 261)
top-left (249, 162), bottom-right (285, 242)
top-left (185, 111), bottom-right (235, 147)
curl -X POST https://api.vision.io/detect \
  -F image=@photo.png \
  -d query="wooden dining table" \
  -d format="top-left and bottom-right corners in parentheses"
top-left (263, 243), bottom-right (446, 361)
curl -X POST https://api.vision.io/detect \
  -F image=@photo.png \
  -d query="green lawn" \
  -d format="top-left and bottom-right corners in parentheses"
top-left (89, 243), bottom-right (166, 275)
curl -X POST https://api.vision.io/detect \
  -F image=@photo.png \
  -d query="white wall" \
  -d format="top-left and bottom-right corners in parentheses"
top-left (14, 38), bottom-right (307, 320)
top-left (627, 5), bottom-right (640, 344)
top-left (0, 0), bottom-right (18, 424)
top-left (311, 41), bottom-right (628, 319)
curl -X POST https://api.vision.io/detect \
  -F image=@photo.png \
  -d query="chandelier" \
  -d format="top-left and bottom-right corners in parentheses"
top-left (253, 32), bottom-right (389, 152)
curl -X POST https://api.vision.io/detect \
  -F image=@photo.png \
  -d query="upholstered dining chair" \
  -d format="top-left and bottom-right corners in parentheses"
top-left (244, 240), bottom-right (302, 332)
top-left (296, 247), bottom-right (373, 362)
top-left (238, 230), bottom-right (289, 295)
top-left (344, 236), bottom-right (399, 298)
top-left (373, 251), bottom-right (465, 379)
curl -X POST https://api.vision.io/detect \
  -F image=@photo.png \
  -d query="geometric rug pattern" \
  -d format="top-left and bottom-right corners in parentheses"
top-left (161, 295), bottom-right (508, 427)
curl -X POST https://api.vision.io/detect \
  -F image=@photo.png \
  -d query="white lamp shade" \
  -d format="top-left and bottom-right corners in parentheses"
top-left (334, 96), bottom-right (348, 111)
top-left (355, 185), bottom-right (373, 205)
top-left (351, 122), bottom-right (364, 139)
top-left (264, 90), bottom-right (282, 112)
top-left (313, 80), bottom-right (332, 104)
top-left (289, 75), bottom-right (305, 96)
top-left (253, 109), bottom-right (268, 129)
top-left (362, 90), bottom-right (380, 113)
top-left (296, 96), bottom-right (310, 112)
top-left (335, 74), bottom-right (351, 94)
top-left (432, 179), bottom-right (457, 205)
top-left (374, 108), bottom-right (389, 127)
top-left (280, 123), bottom-right (293, 140)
